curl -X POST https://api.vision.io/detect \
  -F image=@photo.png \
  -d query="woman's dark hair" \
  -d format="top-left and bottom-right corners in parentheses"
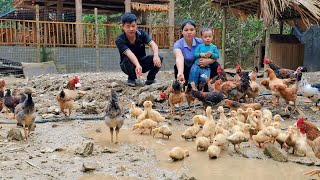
top-left (200, 27), bottom-right (212, 36)
top-left (181, 20), bottom-right (196, 30)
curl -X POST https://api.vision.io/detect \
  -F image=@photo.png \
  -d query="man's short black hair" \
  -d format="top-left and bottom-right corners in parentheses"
top-left (121, 13), bottom-right (137, 24)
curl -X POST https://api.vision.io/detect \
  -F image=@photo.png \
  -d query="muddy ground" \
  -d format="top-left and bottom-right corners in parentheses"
top-left (0, 70), bottom-right (320, 180)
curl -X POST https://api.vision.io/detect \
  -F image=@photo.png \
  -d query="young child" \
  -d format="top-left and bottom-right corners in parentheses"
top-left (188, 27), bottom-right (219, 90)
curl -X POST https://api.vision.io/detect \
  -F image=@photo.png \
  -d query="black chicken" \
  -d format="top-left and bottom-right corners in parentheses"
top-left (172, 80), bottom-right (182, 92)
top-left (4, 89), bottom-right (21, 115)
top-left (16, 88), bottom-right (35, 140)
top-left (105, 89), bottom-right (124, 144)
top-left (226, 71), bottom-right (250, 101)
top-left (191, 89), bottom-right (224, 110)
top-left (264, 58), bottom-right (307, 79)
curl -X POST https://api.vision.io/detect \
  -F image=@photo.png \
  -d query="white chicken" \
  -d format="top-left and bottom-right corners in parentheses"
top-left (298, 75), bottom-right (320, 111)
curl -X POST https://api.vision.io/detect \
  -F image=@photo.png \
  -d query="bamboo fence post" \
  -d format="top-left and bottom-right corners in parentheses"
top-left (264, 25), bottom-right (271, 77)
top-left (94, 8), bottom-right (100, 72)
top-left (221, 8), bottom-right (227, 68)
top-left (36, 5), bottom-right (41, 62)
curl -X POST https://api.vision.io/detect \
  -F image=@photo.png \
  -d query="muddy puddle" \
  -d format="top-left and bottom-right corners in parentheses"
top-left (84, 123), bottom-right (319, 180)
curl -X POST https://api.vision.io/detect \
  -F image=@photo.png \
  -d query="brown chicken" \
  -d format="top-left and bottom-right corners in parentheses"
top-left (56, 78), bottom-right (76, 115)
top-left (185, 83), bottom-right (197, 112)
top-left (4, 89), bottom-right (22, 116)
top-left (168, 80), bottom-right (184, 115)
top-left (297, 118), bottom-right (320, 159)
top-left (223, 99), bottom-right (262, 111)
top-left (56, 76), bottom-right (80, 116)
top-left (246, 70), bottom-right (260, 102)
top-left (261, 77), bottom-right (295, 106)
top-left (220, 72), bottom-right (250, 101)
top-left (296, 118), bottom-right (320, 177)
top-left (56, 89), bottom-right (76, 117)
top-left (234, 64), bottom-right (243, 81)
top-left (265, 68), bottom-right (289, 91)
top-left (210, 79), bottom-right (223, 92)
top-left (0, 79), bottom-right (5, 93)
top-left (273, 75), bottom-right (300, 113)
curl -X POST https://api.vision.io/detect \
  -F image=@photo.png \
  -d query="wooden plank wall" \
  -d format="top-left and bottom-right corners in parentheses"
top-left (270, 42), bottom-right (304, 70)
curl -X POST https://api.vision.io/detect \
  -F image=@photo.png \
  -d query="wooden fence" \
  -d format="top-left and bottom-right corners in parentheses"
top-left (0, 19), bottom-right (221, 48)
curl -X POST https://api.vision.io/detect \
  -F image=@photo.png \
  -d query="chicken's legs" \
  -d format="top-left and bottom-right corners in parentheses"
top-left (109, 127), bottom-right (114, 143)
top-left (115, 127), bottom-right (120, 144)
top-left (304, 169), bottom-right (320, 177)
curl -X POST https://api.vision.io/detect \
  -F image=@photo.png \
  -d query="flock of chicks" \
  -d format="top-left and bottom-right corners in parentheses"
top-left (129, 101), bottom-right (309, 161)
top-left (125, 59), bottom-right (320, 176)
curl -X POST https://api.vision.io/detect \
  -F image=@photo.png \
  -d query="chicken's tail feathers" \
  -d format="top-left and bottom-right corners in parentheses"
top-left (59, 90), bottom-right (66, 98)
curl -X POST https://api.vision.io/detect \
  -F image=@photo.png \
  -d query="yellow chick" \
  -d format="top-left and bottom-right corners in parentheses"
top-left (129, 102), bottom-right (143, 119)
top-left (132, 119), bottom-right (157, 134)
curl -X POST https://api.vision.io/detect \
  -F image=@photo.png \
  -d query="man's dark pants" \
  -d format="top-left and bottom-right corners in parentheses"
top-left (120, 55), bottom-right (163, 81)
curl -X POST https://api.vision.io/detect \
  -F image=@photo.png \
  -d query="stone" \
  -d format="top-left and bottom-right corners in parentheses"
top-left (47, 106), bottom-right (60, 115)
top-left (235, 145), bottom-right (267, 159)
top-left (81, 161), bottom-right (98, 172)
top-left (40, 147), bottom-right (54, 153)
top-left (82, 101), bottom-right (100, 114)
top-left (102, 147), bottom-right (117, 153)
top-left (42, 113), bottom-right (56, 119)
top-left (52, 124), bottom-right (59, 128)
top-left (184, 122), bottom-right (194, 126)
top-left (288, 157), bottom-right (316, 166)
top-left (7, 128), bottom-right (24, 141)
top-left (137, 92), bottom-right (156, 106)
top-left (263, 144), bottom-right (288, 162)
top-left (173, 115), bottom-right (183, 121)
top-left (178, 173), bottom-right (196, 180)
top-left (75, 142), bottom-right (94, 156)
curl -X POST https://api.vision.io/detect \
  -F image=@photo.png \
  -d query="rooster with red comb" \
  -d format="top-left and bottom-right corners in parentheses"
top-left (211, 65), bottom-right (227, 83)
top-left (0, 79), bottom-right (5, 92)
top-left (66, 75), bottom-right (80, 90)
top-left (296, 117), bottom-right (320, 176)
top-left (263, 58), bottom-right (306, 79)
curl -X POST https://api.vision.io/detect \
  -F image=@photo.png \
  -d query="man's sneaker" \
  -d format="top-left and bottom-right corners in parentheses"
top-left (145, 80), bottom-right (156, 85)
top-left (126, 79), bottom-right (136, 87)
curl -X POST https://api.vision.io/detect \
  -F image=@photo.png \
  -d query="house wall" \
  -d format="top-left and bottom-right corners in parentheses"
top-left (301, 26), bottom-right (320, 72)
top-left (0, 46), bottom-right (177, 73)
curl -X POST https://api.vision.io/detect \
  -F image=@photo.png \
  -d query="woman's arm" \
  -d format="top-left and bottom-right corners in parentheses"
top-left (174, 49), bottom-right (185, 81)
